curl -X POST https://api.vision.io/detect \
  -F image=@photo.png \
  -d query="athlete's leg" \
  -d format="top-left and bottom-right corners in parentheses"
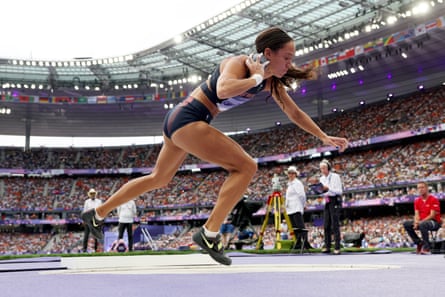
top-left (95, 135), bottom-right (187, 217)
top-left (171, 121), bottom-right (257, 232)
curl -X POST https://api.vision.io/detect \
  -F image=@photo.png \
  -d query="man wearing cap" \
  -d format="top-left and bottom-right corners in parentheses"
top-left (319, 159), bottom-right (343, 255)
top-left (285, 166), bottom-right (311, 250)
top-left (82, 188), bottom-right (103, 252)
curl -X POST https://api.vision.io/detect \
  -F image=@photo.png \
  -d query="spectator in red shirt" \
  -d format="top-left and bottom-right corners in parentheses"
top-left (403, 182), bottom-right (442, 254)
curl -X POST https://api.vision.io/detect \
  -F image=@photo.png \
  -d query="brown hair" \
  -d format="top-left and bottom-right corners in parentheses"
top-left (255, 27), bottom-right (314, 105)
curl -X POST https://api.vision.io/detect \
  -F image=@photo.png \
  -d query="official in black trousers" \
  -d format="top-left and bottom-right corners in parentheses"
top-left (319, 160), bottom-right (343, 255)
top-left (285, 165), bottom-right (311, 250)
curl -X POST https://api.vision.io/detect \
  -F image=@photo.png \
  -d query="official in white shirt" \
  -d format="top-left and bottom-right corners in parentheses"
top-left (117, 199), bottom-right (137, 251)
top-left (319, 160), bottom-right (343, 255)
top-left (285, 166), bottom-right (311, 250)
top-left (83, 188), bottom-right (103, 252)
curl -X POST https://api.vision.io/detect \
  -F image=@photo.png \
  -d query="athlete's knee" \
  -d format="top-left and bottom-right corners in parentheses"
top-left (246, 157), bottom-right (258, 176)
top-left (149, 170), bottom-right (174, 188)
top-left (232, 155), bottom-right (257, 177)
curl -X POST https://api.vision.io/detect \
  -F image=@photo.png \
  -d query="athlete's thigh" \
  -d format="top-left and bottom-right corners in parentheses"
top-left (171, 121), bottom-right (253, 171)
top-left (151, 135), bottom-right (188, 179)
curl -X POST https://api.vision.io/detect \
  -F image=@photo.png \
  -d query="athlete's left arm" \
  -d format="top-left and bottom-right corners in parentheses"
top-left (270, 85), bottom-right (348, 152)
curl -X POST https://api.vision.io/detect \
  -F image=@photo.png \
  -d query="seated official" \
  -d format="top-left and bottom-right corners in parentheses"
top-left (403, 182), bottom-right (442, 255)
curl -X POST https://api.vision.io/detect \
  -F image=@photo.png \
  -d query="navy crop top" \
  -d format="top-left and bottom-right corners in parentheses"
top-left (200, 63), bottom-right (266, 112)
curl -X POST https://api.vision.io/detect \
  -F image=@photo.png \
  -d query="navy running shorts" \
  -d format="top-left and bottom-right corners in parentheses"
top-left (163, 97), bottom-right (214, 139)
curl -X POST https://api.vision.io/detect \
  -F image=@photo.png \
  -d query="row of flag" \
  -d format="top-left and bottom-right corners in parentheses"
top-left (302, 16), bottom-right (444, 69)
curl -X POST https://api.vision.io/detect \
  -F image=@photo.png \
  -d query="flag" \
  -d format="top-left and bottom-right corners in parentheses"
top-left (87, 97), bottom-right (96, 104)
top-left (309, 59), bottom-right (319, 68)
top-left (107, 96), bottom-right (117, 103)
top-left (415, 24), bottom-right (426, 36)
top-left (354, 46), bottom-right (364, 56)
top-left (97, 96), bottom-right (107, 104)
top-left (437, 17), bottom-right (445, 28)
top-left (375, 37), bottom-right (384, 48)
top-left (327, 53), bottom-right (338, 64)
top-left (337, 48), bottom-right (355, 61)
top-left (393, 30), bottom-right (413, 42)
top-left (125, 96), bottom-right (135, 103)
top-left (319, 56), bottom-right (327, 66)
top-left (363, 41), bottom-right (375, 52)
top-left (383, 35), bottom-right (395, 46)
top-left (425, 20), bottom-right (438, 31)
top-left (77, 97), bottom-right (88, 104)
top-left (19, 96), bottom-right (30, 102)
top-left (54, 97), bottom-right (70, 103)
top-left (39, 97), bottom-right (49, 103)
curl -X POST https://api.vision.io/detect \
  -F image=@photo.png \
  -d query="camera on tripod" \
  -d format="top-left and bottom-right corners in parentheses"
top-left (228, 196), bottom-right (263, 250)
top-left (271, 173), bottom-right (282, 191)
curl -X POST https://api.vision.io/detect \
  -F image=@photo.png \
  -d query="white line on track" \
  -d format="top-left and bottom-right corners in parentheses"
top-left (39, 254), bottom-right (400, 275)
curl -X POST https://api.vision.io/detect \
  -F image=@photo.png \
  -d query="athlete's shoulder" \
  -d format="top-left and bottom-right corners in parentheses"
top-left (222, 54), bottom-right (248, 66)
top-left (220, 55), bottom-right (249, 77)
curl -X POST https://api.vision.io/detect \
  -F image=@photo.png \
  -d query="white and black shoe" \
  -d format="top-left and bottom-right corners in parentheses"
top-left (81, 209), bottom-right (104, 240)
top-left (192, 227), bottom-right (232, 266)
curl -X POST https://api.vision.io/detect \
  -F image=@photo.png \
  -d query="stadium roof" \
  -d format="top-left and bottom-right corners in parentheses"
top-left (0, 0), bottom-right (444, 138)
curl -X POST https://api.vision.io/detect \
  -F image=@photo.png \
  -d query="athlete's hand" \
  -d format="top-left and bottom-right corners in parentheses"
top-left (245, 53), bottom-right (269, 76)
top-left (321, 135), bottom-right (349, 153)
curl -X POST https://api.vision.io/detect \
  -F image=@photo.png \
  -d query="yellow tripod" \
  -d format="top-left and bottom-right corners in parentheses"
top-left (256, 191), bottom-right (295, 250)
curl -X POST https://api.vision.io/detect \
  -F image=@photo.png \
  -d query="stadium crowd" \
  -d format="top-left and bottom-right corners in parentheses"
top-left (0, 138), bottom-right (443, 212)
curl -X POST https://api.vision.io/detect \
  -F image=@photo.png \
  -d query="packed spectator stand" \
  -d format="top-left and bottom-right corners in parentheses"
top-left (0, 85), bottom-right (444, 254)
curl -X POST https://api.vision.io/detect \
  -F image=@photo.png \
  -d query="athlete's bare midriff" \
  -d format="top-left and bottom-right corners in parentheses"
top-left (191, 87), bottom-right (220, 118)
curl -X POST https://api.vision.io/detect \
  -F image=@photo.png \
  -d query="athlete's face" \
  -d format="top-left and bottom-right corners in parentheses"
top-left (265, 41), bottom-right (295, 78)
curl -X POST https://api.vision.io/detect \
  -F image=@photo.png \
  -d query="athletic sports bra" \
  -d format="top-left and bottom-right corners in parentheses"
top-left (200, 63), bottom-right (266, 112)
